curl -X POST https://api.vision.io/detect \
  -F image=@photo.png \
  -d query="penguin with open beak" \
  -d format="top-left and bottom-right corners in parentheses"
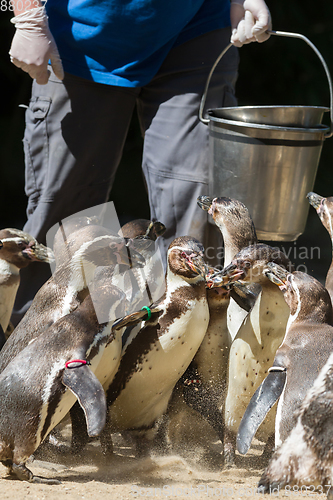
top-left (237, 263), bottom-right (333, 461)
top-left (0, 228), bottom-right (54, 345)
top-left (96, 236), bottom-right (210, 457)
top-left (0, 270), bottom-right (127, 484)
top-left (207, 244), bottom-right (293, 465)
top-left (177, 197), bottom-right (258, 457)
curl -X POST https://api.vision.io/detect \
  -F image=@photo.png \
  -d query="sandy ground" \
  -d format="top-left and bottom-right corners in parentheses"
top-left (0, 422), bottom-right (327, 500)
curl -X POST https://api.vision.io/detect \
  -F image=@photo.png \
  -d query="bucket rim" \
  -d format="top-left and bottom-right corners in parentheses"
top-left (220, 105), bottom-right (330, 112)
top-left (207, 111), bottom-right (331, 134)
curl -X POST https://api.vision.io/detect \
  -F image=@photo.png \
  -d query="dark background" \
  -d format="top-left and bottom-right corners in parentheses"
top-left (1, 2), bottom-right (333, 281)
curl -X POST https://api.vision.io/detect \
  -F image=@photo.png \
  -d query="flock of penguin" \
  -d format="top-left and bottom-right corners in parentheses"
top-left (0, 192), bottom-right (332, 494)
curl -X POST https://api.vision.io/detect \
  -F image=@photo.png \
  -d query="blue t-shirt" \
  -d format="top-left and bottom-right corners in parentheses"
top-left (46, 0), bottom-right (231, 87)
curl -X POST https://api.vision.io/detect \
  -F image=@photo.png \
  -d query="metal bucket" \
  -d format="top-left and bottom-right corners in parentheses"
top-left (199, 31), bottom-right (333, 241)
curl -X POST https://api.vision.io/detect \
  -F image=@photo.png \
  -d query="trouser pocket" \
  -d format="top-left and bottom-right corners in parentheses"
top-left (23, 96), bottom-right (52, 209)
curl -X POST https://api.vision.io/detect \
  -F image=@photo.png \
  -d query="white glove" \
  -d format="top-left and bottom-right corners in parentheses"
top-left (9, 6), bottom-right (64, 85)
top-left (230, 0), bottom-right (272, 48)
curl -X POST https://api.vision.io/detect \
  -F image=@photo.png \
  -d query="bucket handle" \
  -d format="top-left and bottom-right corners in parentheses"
top-left (199, 30), bottom-right (333, 139)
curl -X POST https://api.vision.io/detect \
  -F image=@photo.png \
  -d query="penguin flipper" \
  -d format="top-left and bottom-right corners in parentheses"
top-left (236, 369), bottom-right (287, 455)
top-left (62, 365), bottom-right (107, 437)
top-left (112, 304), bottom-right (162, 331)
top-left (230, 283), bottom-right (259, 312)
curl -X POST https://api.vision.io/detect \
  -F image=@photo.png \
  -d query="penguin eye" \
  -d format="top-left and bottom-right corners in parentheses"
top-left (0, 241), bottom-right (3, 249)
top-left (242, 260), bottom-right (251, 269)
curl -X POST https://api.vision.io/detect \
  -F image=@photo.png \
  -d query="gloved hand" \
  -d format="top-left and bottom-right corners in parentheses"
top-left (9, 6), bottom-right (64, 85)
top-left (230, 0), bottom-right (272, 48)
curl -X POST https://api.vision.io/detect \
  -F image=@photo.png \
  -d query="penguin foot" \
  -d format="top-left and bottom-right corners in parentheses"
top-left (261, 434), bottom-right (275, 464)
top-left (223, 444), bottom-right (236, 468)
top-left (223, 430), bottom-right (236, 468)
top-left (29, 475), bottom-right (62, 485)
top-left (257, 479), bottom-right (281, 495)
top-left (9, 463), bottom-right (61, 485)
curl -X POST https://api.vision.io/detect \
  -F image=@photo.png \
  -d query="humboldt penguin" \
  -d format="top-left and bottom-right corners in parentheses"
top-left (198, 195), bottom-right (258, 338)
top-left (0, 228), bottom-right (53, 341)
top-left (237, 264), bottom-right (333, 459)
top-left (100, 236), bottom-right (209, 456)
top-left (0, 222), bottom-right (144, 374)
top-left (179, 197), bottom-right (258, 450)
top-left (0, 271), bottom-right (127, 484)
top-left (258, 350), bottom-right (333, 498)
top-left (307, 191), bottom-right (333, 303)
top-left (208, 244), bottom-right (293, 465)
top-left (116, 219), bottom-right (166, 312)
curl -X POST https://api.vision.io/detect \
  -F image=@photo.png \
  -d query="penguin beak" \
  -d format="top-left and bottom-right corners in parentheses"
top-left (215, 262), bottom-right (247, 285)
top-left (116, 241), bottom-right (146, 269)
top-left (144, 220), bottom-right (166, 239)
top-left (183, 251), bottom-right (208, 278)
top-left (307, 191), bottom-right (325, 212)
top-left (264, 262), bottom-right (288, 291)
top-left (197, 195), bottom-right (213, 212)
top-left (22, 241), bottom-right (55, 263)
top-left (205, 265), bottom-right (241, 288)
top-left (152, 221), bottom-right (166, 238)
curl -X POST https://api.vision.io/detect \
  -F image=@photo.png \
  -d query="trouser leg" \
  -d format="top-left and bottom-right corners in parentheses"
top-left (137, 28), bottom-right (239, 264)
top-left (12, 70), bottom-right (138, 323)
top-left (23, 70), bottom-right (138, 242)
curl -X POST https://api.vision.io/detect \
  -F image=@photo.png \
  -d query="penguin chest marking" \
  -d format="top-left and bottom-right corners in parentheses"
top-left (110, 297), bottom-right (209, 431)
top-left (35, 356), bottom-right (71, 447)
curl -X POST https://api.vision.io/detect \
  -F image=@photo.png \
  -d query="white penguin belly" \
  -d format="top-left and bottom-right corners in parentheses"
top-left (110, 299), bottom-right (209, 431)
top-left (227, 299), bottom-right (248, 342)
top-left (225, 289), bottom-right (289, 437)
top-left (195, 299), bottom-right (229, 390)
top-left (98, 336), bottom-right (123, 389)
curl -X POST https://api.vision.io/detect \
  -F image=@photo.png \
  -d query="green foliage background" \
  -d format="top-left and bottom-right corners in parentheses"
top-left (1, 2), bottom-right (333, 279)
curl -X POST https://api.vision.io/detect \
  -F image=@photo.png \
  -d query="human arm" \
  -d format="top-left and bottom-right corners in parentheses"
top-left (9, 1), bottom-right (64, 84)
top-left (230, 0), bottom-right (272, 47)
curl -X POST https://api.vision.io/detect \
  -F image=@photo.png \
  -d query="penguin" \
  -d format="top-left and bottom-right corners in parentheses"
top-left (258, 349), bottom-right (333, 498)
top-left (116, 219), bottom-right (166, 312)
top-left (179, 197), bottom-right (258, 450)
top-left (236, 264), bottom-right (333, 459)
top-left (197, 196), bottom-right (259, 338)
top-left (307, 191), bottom-right (333, 302)
top-left (0, 271), bottom-right (127, 484)
top-left (0, 228), bottom-right (54, 339)
top-left (208, 244), bottom-right (293, 465)
top-left (0, 222), bottom-right (145, 374)
top-left (180, 285), bottom-right (230, 454)
top-left (100, 236), bottom-right (210, 456)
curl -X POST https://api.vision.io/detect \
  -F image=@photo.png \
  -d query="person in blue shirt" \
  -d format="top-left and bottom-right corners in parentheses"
top-left (9, 0), bottom-right (271, 321)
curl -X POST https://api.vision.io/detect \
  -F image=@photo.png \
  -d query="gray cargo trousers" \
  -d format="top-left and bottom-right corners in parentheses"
top-left (13, 28), bottom-right (239, 322)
